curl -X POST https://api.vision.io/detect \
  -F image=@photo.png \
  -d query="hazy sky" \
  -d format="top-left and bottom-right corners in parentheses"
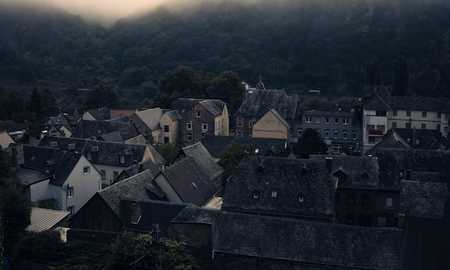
top-left (0, 0), bottom-right (172, 19)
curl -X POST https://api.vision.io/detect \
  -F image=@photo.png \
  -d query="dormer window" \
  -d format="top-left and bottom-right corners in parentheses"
top-left (271, 191), bottom-right (278, 199)
top-left (130, 202), bottom-right (142, 225)
top-left (298, 193), bottom-right (305, 203)
top-left (196, 111), bottom-right (201, 118)
top-left (50, 141), bottom-right (58, 147)
top-left (252, 191), bottom-right (260, 200)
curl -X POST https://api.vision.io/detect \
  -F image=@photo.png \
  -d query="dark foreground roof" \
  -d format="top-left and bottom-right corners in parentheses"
top-left (182, 142), bottom-right (224, 181)
top-left (213, 211), bottom-right (402, 269)
top-left (72, 120), bottom-right (139, 142)
top-left (171, 206), bottom-right (220, 225)
top-left (223, 156), bottom-right (336, 220)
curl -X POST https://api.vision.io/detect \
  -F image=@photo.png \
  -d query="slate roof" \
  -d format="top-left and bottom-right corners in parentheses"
top-left (182, 142), bottom-right (224, 181)
top-left (213, 211), bottom-right (402, 269)
top-left (223, 156), bottom-right (336, 220)
top-left (15, 168), bottom-right (49, 186)
top-left (201, 136), bottom-right (288, 158)
top-left (365, 92), bottom-right (450, 112)
top-left (22, 145), bottom-right (82, 187)
top-left (237, 89), bottom-right (299, 120)
top-left (171, 206), bottom-right (220, 225)
top-left (72, 120), bottom-right (139, 142)
top-left (86, 107), bottom-right (111, 120)
top-left (198, 100), bottom-right (226, 116)
top-left (39, 136), bottom-right (149, 168)
top-left (400, 180), bottom-right (449, 219)
top-left (117, 159), bottom-right (161, 183)
top-left (393, 128), bottom-right (447, 150)
top-left (27, 207), bottom-right (69, 232)
top-left (133, 108), bottom-right (163, 131)
top-left (120, 199), bottom-right (188, 230)
top-left (369, 130), bottom-right (412, 151)
top-left (312, 155), bottom-right (380, 189)
top-left (172, 98), bottom-right (227, 116)
top-left (163, 110), bottom-right (181, 121)
top-left (163, 157), bottom-right (216, 206)
top-left (98, 169), bottom-right (166, 218)
top-left (171, 98), bottom-right (200, 112)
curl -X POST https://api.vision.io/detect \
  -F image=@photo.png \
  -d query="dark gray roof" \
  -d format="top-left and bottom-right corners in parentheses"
top-left (198, 100), bottom-right (226, 116)
top-left (312, 155), bottom-right (380, 189)
top-left (171, 98), bottom-right (201, 112)
top-left (172, 98), bottom-right (226, 116)
top-left (401, 180), bottom-right (449, 219)
top-left (223, 156), bottom-right (336, 220)
top-left (15, 168), bottom-right (49, 186)
top-left (163, 110), bottom-right (181, 121)
top-left (163, 157), bottom-right (216, 206)
top-left (237, 89), bottom-right (299, 120)
top-left (72, 120), bottom-right (139, 142)
top-left (393, 128), bottom-right (448, 150)
top-left (120, 199), bottom-right (188, 230)
top-left (365, 92), bottom-right (450, 112)
top-left (117, 159), bottom-right (160, 183)
top-left (39, 136), bottom-right (148, 168)
top-left (201, 136), bottom-right (288, 159)
top-left (86, 107), bottom-right (111, 120)
top-left (98, 169), bottom-right (165, 218)
top-left (213, 211), bottom-right (402, 269)
top-left (182, 142), bottom-right (224, 181)
top-left (171, 206), bottom-right (220, 225)
top-left (0, 120), bottom-right (27, 132)
top-left (22, 145), bottom-right (82, 187)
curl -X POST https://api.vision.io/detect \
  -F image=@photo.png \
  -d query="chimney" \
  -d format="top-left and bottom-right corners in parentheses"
top-left (325, 157), bottom-right (333, 173)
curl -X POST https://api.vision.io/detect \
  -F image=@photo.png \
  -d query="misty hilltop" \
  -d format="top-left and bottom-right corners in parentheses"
top-left (1, 0), bottom-right (450, 97)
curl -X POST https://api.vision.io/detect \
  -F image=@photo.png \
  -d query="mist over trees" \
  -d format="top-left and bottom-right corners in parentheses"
top-left (1, 0), bottom-right (450, 98)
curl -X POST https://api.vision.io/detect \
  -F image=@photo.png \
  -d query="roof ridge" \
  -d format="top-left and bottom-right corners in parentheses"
top-left (100, 169), bottom-right (154, 193)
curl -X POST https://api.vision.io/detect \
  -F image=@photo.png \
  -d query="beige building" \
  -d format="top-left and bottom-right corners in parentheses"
top-left (252, 109), bottom-right (289, 140)
top-left (130, 108), bottom-right (180, 145)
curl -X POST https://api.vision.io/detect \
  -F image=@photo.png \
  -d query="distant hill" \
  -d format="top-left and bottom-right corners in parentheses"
top-left (1, 0), bottom-right (450, 97)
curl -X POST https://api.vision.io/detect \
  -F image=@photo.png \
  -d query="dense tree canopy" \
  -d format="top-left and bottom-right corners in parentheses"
top-left (294, 128), bottom-right (328, 158)
top-left (1, 0), bottom-right (450, 99)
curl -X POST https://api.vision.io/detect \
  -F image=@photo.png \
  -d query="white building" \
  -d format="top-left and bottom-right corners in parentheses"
top-left (363, 91), bottom-right (450, 151)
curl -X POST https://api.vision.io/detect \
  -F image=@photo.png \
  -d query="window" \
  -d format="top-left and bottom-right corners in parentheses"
top-left (67, 206), bottom-right (74, 214)
top-left (164, 137), bottom-right (170, 144)
top-left (334, 129), bottom-right (339, 138)
top-left (248, 120), bottom-right (255, 128)
top-left (83, 166), bottom-right (90, 174)
top-left (186, 122), bottom-right (192, 131)
top-left (100, 170), bottom-right (106, 180)
top-left (187, 132), bottom-right (193, 141)
top-left (376, 111), bottom-right (387, 116)
top-left (405, 122), bottom-right (411, 129)
top-left (130, 202), bottom-right (142, 225)
top-left (393, 110), bottom-right (398, 116)
top-left (325, 117), bottom-right (330, 124)
top-left (438, 112), bottom-right (442, 118)
top-left (68, 143), bottom-right (76, 150)
top-left (67, 186), bottom-right (74, 197)
top-left (164, 125), bottom-right (169, 132)
top-left (325, 129), bottom-right (329, 138)
top-left (271, 191), bottom-right (278, 199)
top-left (343, 118), bottom-right (349, 125)
top-left (391, 122), bottom-right (397, 129)
top-left (297, 128), bottom-right (303, 136)
top-left (202, 123), bottom-right (208, 132)
top-left (252, 191), bottom-right (260, 200)
top-left (437, 124), bottom-right (441, 131)
top-left (298, 193), bottom-right (305, 203)
top-left (343, 131), bottom-right (348, 139)
top-left (335, 118), bottom-right (339, 124)
top-left (305, 116), bottom-right (312, 123)
top-left (196, 111), bottom-right (201, 118)
top-left (385, 197), bottom-right (393, 208)
top-left (352, 132), bottom-right (357, 139)
top-left (119, 155), bottom-right (125, 164)
top-left (421, 123), bottom-right (426, 129)
top-left (406, 110), bottom-right (411, 117)
top-left (422, 111), bottom-right (427, 118)
top-left (92, 145), bottom-right (99, 152)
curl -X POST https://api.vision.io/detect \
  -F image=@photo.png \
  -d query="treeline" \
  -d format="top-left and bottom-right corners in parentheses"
top-left (1, 0), bottom-right (450, 97)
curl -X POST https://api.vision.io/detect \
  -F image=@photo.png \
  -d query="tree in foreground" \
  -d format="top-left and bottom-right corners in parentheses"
top-left (294, 128), bottom-right (328, 158)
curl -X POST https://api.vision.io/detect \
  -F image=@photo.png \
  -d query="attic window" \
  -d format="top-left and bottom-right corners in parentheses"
top-left (130, 202), bottom-right (142, 225)
top-left (252, 191), bottom-right (260, 200)
top-left (196, 111), bottom-right (201, 118)
top-left (271, 191), bottom-right (278, 199)
top-left (298, 193), bottom-right (305, 203)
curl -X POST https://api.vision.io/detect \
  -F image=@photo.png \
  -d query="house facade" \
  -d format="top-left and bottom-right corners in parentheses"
top-left (172, 98), bottom-right (229, 146)
top-left (251, 109), bottom-right (289, 140)
top-left (130, 108), bottom-right (180, 145)
top-left (363, 92), bottom-right (450, 151)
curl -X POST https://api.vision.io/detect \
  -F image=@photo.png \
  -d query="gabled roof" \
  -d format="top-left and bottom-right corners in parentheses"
top-left (365, 92), bottom-right (450, 112)
top-left (39, 136), bottom-right (151, 168)
top-left (370, 129), bottom-right (412, 151)
top-left (401, 180), bottom-right (449, 220)
top-left (394, 128), bottom-right (447, 150)
top-left (98, 169), bottom-right (165, 218)
top-left (15, 168), bottom-right (49, 186)
top-left (237, 89), bottom-right (299, 120)
top-left (213, 211), bottom-right (402, 269)
top-left (198, 100), bottom-right (226, 116)
top-left (163, 157), bottom-right (216, 206)
top-left (223, 156), bottom-right (336, 220)
top-left (22, 145), bottom-right (82, 186)
top-left (261, 109), bottom-right (289, 128)
top-left (201, 136), bottom-right (288, 158)
top-left (0, 131), bottom-right (15, 149)
top-left (133, 108), bottom-right (163, 131)
top-left (72, 120), bottom-right (139, 142)
top-left (162, 110), bottom-right (181, 121)
top-left (182, 142), bottom-right (224, 181)
top-left (27, 207), bottom-right (70, 232)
